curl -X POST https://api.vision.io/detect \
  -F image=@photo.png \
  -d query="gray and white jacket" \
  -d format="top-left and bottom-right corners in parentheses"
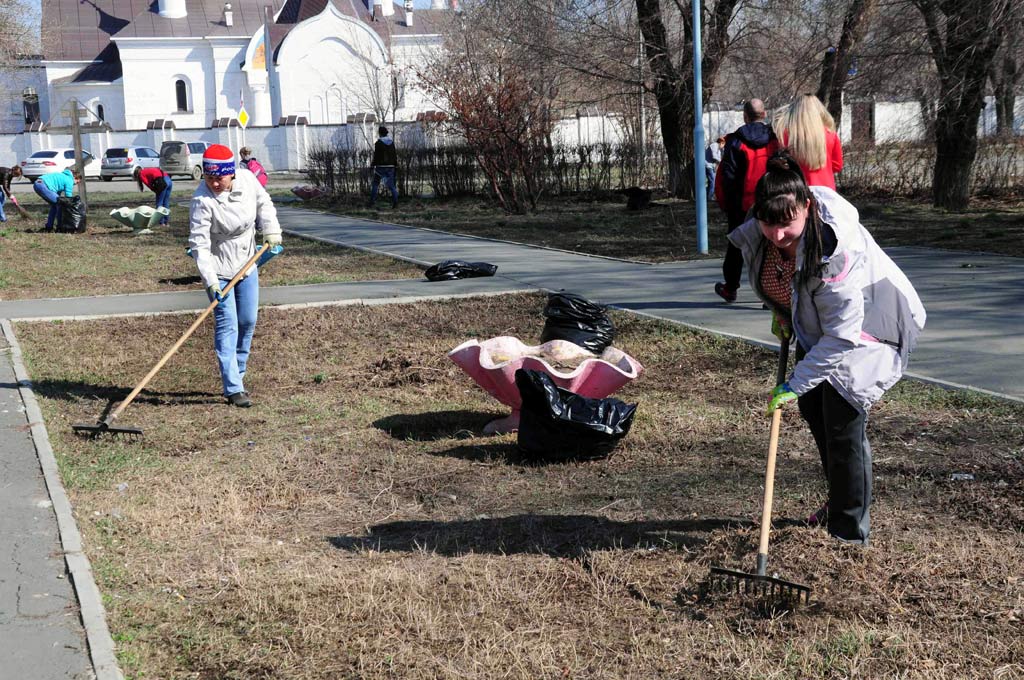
top-left (188, 168), bottom-right (282, 288)
top-left (729, 186), bottom-right (926, 413)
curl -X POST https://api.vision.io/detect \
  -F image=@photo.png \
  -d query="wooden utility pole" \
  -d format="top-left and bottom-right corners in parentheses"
top-left (64, 97), bottom-right (89, 207)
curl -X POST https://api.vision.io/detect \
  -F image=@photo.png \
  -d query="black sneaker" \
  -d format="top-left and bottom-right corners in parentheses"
top-left (226, 391), bottom-right (252, 408)
top-left (714, 282), bottom-right (737, 303)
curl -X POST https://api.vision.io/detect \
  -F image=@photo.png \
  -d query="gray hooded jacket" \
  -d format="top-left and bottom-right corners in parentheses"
top-left (728, 186), bottom-right (926, 413)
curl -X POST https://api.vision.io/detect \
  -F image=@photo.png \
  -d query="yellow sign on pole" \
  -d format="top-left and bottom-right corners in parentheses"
top-left (238, 107), bottom-right (250, 129)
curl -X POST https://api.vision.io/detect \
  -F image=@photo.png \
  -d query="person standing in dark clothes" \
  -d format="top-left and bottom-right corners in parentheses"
top-left (368, 125), bottom-right (399, 208)
top-left (0, 165), bottom-right (23, 222)
top-left (713, 99), bottom-right (779, 303)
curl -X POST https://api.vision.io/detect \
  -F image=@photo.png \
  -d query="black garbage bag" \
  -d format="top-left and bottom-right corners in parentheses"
top-left (540, 292), bottom-right (614, 354)
top-left (425, 260), bottom-right (498, 281)
top-left (57, 195), bottom-right (87, 233)
top-left (515, 369), bottom-right (637, 462)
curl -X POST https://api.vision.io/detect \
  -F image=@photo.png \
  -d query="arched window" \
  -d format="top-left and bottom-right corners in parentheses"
top-left (327, 88), bottom-right (344, 124)
top-left (308, 95), bottom-right (325, 124)
top-left (96, 104), bottom-right (105, 121)
top-left (175, 79), bottom-right (188, 111)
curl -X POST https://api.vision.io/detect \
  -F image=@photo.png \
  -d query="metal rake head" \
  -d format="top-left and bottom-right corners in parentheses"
top-left (709, 566), bottom-right (812, 605)
top-left (72, 421), bottom-right (144, 440)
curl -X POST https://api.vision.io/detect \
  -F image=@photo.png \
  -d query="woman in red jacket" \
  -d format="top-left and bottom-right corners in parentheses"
top-left (134, 166), bottom-right (173, 226)
top-left (773, 94), bottom-right (843, 189)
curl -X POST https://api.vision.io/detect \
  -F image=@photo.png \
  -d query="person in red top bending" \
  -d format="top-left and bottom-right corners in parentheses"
top-left (134, 166), bottom-right (173, 226)
top-left (773, 94), bottom-right (843, 190)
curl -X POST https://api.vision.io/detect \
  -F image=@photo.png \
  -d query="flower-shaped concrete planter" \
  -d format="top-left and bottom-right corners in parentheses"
top-left (448, 336), bottom-right (643, 434)
top-left (109, 205), bottom-right (171, 231)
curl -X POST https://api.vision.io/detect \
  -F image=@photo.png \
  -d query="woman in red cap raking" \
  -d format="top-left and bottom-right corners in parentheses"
top-left (188, 144), bottom-right (282, 407)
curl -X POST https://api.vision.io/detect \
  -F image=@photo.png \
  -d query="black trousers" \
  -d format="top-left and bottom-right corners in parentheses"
top-left (722, 216), bottom-right (745, 289)
top-left (797, 380), bottom-right (872, 544)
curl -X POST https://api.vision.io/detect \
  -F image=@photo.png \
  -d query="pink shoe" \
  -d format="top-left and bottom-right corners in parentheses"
top-left (806, 502), bottom-right (829, 527)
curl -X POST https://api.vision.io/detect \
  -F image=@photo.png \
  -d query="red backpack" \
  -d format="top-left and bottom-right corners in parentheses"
top-left (245, 158), bottom-right (268, 187)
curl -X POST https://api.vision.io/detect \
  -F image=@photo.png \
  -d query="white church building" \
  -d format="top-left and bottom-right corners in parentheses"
top-left (37, 0), bottom-right (452, 131)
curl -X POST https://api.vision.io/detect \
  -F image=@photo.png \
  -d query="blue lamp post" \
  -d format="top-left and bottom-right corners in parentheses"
top-left (692, 1), bottom-right (708, 254)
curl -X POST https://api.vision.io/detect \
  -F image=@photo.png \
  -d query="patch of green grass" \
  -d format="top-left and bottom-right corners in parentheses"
top-left (56, 440), bottom-right (165, 491)
top-left (0, 190), bottom-right (422, 300)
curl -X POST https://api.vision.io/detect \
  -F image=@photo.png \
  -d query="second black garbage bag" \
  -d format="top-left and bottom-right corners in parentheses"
top-left (515, 369), bottom-right (637, 462)
top-left (540, 292), bottom-right (614, 354)
top-left (425, 260), bottom-right (498, 281)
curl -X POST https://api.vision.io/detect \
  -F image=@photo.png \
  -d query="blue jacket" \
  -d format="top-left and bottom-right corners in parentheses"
top-left (39, 169), bottom-right (76, 197)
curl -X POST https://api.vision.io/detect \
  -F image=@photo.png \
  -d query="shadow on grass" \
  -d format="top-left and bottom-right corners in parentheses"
top-left (26, 378), bottom-right (222, 410)
top-left (328, 513), bottom-right (752, 558)
top-left (373, 410), bottom-right (498, 441)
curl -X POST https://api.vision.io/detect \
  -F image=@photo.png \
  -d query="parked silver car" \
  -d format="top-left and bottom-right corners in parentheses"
top-left (159, 140), bottom-right (211, 180)
top-left (100, 146), bottom-right (161, 181)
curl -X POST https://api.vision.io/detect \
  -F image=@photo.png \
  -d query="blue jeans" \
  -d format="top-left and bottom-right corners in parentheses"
top-left (155, 176), bottom-right (173, 225)
top-left (705, 162), bottom-right (717, 201)
top-left (34, 180), bottom-right (60, 229)
top-left (0, 191), bottom-right (6, 222)
top-left (370, 166), bottom-right (398, 206)
top-left (213, 268), bottom-right (259, 396)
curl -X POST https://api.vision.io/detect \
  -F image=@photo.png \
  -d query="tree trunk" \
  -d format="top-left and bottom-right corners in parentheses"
top-left (991, 52), bottom-right (1019, 136)
top-left (816, 0), bottom-right (878, 130)
top-left (636, 0), bottom-right (737, 198)
top-left (932, 115), bottom-right (978, 208)
top-left (917, 0), bottom-right (1011, 209)
top-left (637, 0), bottom-right (687, 196)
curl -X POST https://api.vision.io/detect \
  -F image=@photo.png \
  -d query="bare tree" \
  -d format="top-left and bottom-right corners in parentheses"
top-left (419, 5), bottom-right (558, 213)
top-left (0, 0), bottom-right (38, 60)
top-left (816, 0), bottom-right (879, 130)
top-left (988, 0), bottom-right (1022, 136)
top-left (914, 0), bottom-right (1012, 209)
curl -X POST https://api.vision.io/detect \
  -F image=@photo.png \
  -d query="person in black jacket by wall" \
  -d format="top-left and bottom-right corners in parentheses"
top-left (368, 126), bottom-right (399, 208)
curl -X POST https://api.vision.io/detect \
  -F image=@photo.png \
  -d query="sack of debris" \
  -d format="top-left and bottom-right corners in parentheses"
top-left (540, 292), bottom-right (615, 354)
top-left (515, 368), bottom-right (637, 462)
top-left (57, 195), bottom-right (88, 233)
top-left (425, 260), bottom-right (498, 281)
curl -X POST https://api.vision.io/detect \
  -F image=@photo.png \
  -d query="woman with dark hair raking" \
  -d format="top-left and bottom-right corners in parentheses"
top-left (728, 153), bottom-right (926, 545)
top-left (189, 144), bottom-right (282, 408)
top-left (134, 166), bottom-right (173, 225)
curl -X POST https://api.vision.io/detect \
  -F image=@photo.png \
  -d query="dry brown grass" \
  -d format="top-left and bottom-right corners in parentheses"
top-left (16, 295), bottom-right (1024, 679)
top-left (0, 191), bottom-right (422, 300)
top-left (311, 193), bottom-right (1024, 262)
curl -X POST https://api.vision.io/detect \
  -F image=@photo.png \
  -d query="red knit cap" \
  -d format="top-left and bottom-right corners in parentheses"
top-left (202, 144), bottom-right (236, 176)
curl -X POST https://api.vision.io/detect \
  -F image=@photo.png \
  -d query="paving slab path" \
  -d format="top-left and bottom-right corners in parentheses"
top-left (1, 205), bottom-right (1021, 679)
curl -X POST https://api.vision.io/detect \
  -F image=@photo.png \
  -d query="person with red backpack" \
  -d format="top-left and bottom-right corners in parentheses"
top-left (239, 147), bottom-right (268, 187)
top-left (713, 98), bottom-right (779, 303)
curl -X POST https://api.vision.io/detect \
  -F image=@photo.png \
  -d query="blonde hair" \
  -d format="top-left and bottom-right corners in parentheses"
top-left (773, 94), bottom-right (835, 171)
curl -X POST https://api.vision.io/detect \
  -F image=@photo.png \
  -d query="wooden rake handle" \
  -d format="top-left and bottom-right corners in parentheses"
top-left (756, 338), bottom-right (791, 576)
top-left (104, 243), bottom-right (270, 425)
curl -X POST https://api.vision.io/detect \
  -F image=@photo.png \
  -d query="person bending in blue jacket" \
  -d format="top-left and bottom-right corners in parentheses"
top-left (33, 167), bottom-right (80, 232)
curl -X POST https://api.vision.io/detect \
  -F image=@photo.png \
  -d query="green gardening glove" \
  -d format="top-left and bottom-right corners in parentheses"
top-left (767, 382), bottom-right (797, 415)
top-left (207, 285), bottom-right (224, 303)
top-left (771, 310), bottom-right (792, 343)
